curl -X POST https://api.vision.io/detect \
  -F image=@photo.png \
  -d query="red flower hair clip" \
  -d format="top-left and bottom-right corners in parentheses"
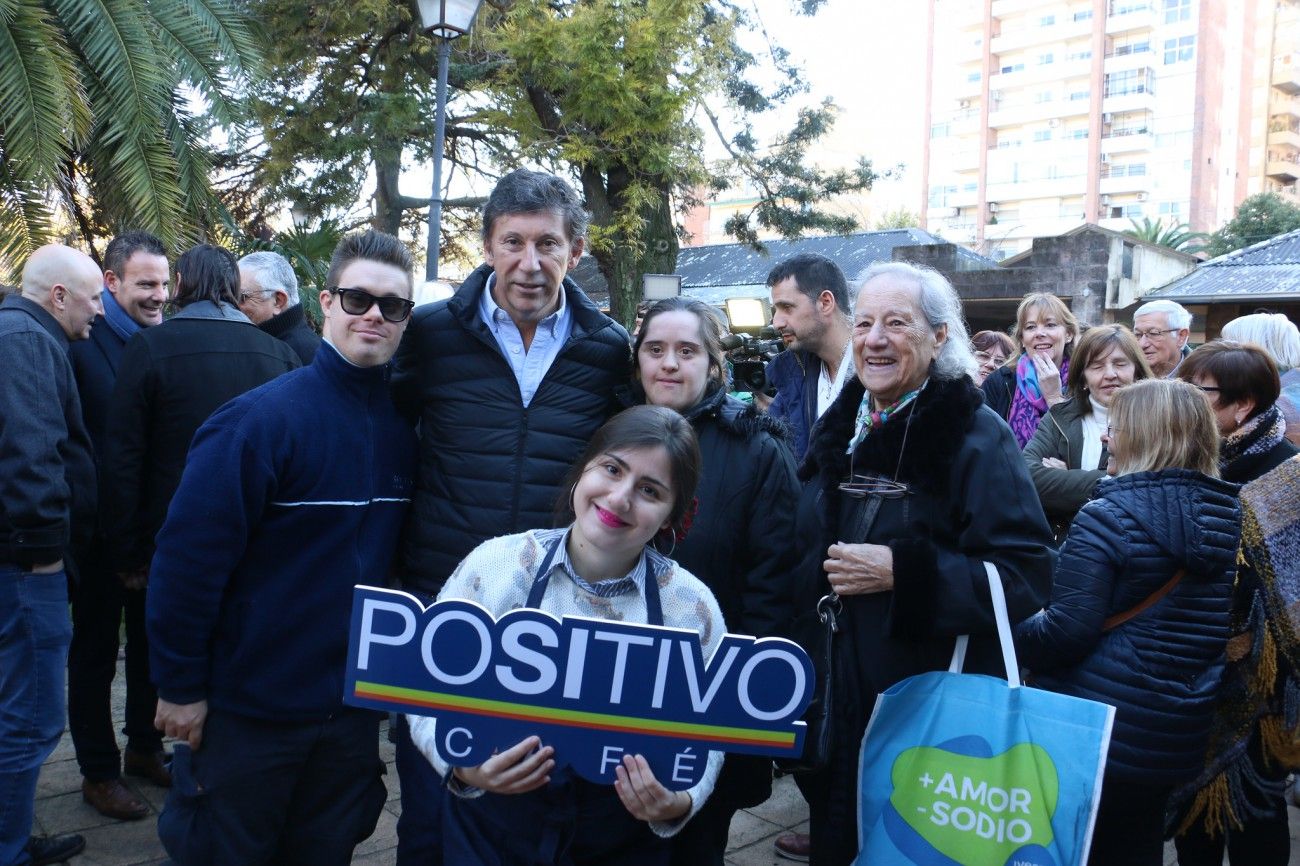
top-left (674, 497), bottom-right (699, 543)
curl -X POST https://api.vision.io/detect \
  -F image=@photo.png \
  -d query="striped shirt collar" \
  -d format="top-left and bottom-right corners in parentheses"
top-left (534, 527), bottom-right (651, 599)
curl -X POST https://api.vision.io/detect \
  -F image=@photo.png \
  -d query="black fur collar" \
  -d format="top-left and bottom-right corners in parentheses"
top-left (802, 374), bottom-right (985, 497)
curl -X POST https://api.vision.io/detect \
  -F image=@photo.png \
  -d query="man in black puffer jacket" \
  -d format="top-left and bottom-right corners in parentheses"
top-left (389, 169), bottom-right (631, 861)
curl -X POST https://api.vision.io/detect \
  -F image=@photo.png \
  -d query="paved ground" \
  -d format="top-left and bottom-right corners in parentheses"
top-left (31, 656), bottom-right (808, 865)
top-left (30, 655), bottom-right (1300, 864)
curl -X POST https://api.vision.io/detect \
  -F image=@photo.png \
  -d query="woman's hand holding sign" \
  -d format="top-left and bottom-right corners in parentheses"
top-left (614, 754), bottom-right (691, 822)
top-left (453, 735), bottom-right (554, 794)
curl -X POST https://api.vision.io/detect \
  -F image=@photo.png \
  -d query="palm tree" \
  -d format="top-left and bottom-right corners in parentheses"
top-left (1122, 217), bottom-right (1208, 254)
top-left (0, 0), bottom-right (259, 270)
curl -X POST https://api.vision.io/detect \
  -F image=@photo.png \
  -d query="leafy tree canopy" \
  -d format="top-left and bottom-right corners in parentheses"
top-left (1203, 193), bottom-right (1300, 258)
top-left (0, 0), bottom-right (260, 273)
top-left (874, 207), bottom-right (921, 231)
top-left (227, 0), bottom-right (879, 327)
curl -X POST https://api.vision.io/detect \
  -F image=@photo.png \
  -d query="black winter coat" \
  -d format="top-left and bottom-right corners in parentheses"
top-left (622, 384), bottom-right (801, 812)
top-left (980, 362), bottom-right (1015, 421)
top-left (796, 374), bottom-right (1055, 865)
top-left (0, 296), bottom-right (96, 570)
top-left (69, 315), bottom-right (128, 458)
top-left (257, 304), bottom-right (321, 365)
top-left (1015, 469), bottom-right (1241, 787)
top-left (391, 265), bottom-right (631, 595)
top-left (101, 303), bottom-right (299, 571)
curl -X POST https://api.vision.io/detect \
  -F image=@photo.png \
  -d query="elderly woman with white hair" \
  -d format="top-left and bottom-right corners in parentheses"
top-left (790, 261), bottom-right (1056, 865)
top-left (1221, 312), bottom-right (1300, 446)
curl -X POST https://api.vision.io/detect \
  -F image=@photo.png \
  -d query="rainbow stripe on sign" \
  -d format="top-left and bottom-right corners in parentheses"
top-left (353, 680), bottom-right (796, 750)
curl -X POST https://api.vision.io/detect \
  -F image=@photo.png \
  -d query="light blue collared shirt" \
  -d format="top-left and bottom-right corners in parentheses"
top-left (478, 275), bottom-right (573, 407)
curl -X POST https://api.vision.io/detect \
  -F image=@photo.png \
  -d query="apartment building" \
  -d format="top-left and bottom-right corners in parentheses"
top-left (922, 0), bottom-right (1299, 260)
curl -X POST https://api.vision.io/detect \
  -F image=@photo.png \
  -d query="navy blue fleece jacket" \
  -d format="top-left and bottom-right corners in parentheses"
top-left (146, 341), bottom-right (417, 721)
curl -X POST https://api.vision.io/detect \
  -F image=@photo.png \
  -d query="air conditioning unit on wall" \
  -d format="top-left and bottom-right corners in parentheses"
top-left (1137, 191), bottom-right (1149, 201)
top-left (988, 202), bottom-right (999, 213)
top-left (1100, 154), bottom-right (1111, 164)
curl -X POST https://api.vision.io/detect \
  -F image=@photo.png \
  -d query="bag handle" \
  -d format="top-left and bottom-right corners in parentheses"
top-left (1101, 569), bottom-right (1184, 631)
top-left (947, 562), bottom-right (1021, 688)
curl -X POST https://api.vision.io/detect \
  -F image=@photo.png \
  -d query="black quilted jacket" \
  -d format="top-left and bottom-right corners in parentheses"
top-left (390, 265), bottom-right (631, 596)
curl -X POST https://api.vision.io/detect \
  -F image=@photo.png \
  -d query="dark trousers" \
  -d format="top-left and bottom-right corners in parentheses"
top-left (67, 556), bottom-right (160, 780)
top-left (1174, 732), bottom-right (1291, 866)
top-left (668, 795), bottom-right (735, 866)
top-left (157, 707), bottom-right (386, 866)
top-left (1088, 779), bottom-right (1172, 866)
top-left (441, 774), bottom-right (669, 866)
top-left (394, 713), bottom-right (445, 866)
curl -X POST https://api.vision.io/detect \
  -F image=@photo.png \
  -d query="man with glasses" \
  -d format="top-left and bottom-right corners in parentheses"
top-left (390, 169), bottom-right (631, 860)
top-left (146, 231), bottom-right (418, 864)
top-left (1133, 299), bottom-right (1193, 378)
top-left (238, 251), bottom-right (321, 364)
top-left (67, 231), bottom-right (173, 822)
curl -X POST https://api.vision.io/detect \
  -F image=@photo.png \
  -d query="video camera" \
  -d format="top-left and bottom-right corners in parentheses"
top-left (722, 326), bottom-right (784, 394)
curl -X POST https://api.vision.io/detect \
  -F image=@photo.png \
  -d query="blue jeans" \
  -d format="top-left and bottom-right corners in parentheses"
top-left (0, 565), bottom-right (72, 866)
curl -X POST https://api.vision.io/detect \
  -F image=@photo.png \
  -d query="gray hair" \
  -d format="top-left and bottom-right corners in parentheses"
top-left (482, 169), bottom-right (589, 243)
top-left (238, 251), bottom-right (300, 306)
top-left (856, 261), bottom-right (977, 382)
top-left (1221, 313), bottom-right (1300, 369)
top-left (1133, 299), bottom-right (1191, 331)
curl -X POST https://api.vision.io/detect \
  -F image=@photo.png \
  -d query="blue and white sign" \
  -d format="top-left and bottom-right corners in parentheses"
top-left (344, 586), bottom-right (814, 790)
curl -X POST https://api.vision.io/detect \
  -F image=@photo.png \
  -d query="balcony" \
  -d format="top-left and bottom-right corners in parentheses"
top-left (1099, 173), bottom-right (1154, 195)
top-left (1103, 90), bottom-right (1157, 114)
top-left (1272, 99), bottom-right (1300, 121)
top-left (1104, 49), bottom-right (1155, 75)
top-left (1101, 131), bottom-right (1154, 153)
top-left (1271, 129), bottom-right (1300, 150)
top-left (1105, 6), bottom-right (1157, 35)
top-left (1275, 60), bottom-right (1300, 95)
top-left (985, 176), bottom-right (1090, 203)
top-left (989, 0), bottom-right (1038, 16)
top-left (1267, 158), bottom-right (1300, 181)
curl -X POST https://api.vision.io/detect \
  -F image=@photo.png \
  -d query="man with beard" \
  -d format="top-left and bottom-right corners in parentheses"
top-left (765, 253), bottom-right (853, 460)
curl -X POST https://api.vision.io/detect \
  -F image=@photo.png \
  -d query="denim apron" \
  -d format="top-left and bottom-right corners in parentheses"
top-left (439, 539), bottom-right (673, 865)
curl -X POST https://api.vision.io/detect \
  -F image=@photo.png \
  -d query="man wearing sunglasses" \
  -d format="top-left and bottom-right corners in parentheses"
top-left (145, 230), bottom-right (418, 864)
top-left (390, 169), bottom-right (632, 860)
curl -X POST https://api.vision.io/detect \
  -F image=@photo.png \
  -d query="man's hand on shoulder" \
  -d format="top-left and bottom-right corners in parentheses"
top-left (156, 698), bottom-right (208, 749)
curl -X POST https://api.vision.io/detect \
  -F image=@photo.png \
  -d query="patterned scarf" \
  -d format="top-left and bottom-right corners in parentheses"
top-left (1220, 404), bottom-right (1286, 472)
top-left (846, 382), bottom-right (924, 454)
top-left (1173, 455), bottom-right (1300, 837)
top-left (1008, 354), bottom-right (1068, 448)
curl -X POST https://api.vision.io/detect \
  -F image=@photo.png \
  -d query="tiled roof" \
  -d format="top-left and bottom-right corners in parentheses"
top-left (568, 229), bottom-right (998, 303)
top-left (1145, 228), bottom-right (1300, 302)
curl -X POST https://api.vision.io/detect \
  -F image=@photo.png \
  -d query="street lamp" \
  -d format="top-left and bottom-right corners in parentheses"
top-left (417, 0), bottom-right (484, 281)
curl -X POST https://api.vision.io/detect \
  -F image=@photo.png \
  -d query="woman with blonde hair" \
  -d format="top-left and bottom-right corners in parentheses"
top-left (1023, 324), bottom-right (1152, 541)
top-left (1015, 379), bottom-right (1241, 866)
top-left (981, 292), bottom-right (1080, 447)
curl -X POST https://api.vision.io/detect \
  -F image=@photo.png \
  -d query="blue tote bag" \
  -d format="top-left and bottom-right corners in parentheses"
top-left (856, 563), bottom-right (1114, 866)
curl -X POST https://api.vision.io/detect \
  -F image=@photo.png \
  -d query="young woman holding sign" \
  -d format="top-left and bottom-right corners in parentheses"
top-left (407, 405), bottom-right (725, 865)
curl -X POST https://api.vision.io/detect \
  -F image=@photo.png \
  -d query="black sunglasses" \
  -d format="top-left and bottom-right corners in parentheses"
top-left (328, 287), bottom-right (415, 323)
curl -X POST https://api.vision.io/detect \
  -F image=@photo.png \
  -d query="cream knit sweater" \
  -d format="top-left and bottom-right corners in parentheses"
top-left (408, 529), bottom-right (727, 837)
